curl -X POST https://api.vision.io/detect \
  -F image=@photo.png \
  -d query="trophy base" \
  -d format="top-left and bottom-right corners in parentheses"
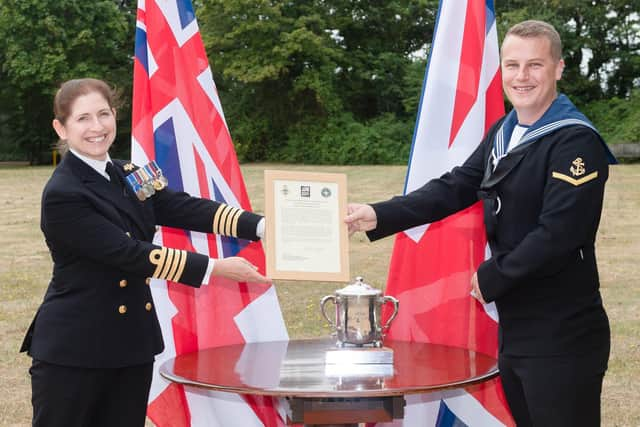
top-left (325, 361), bottom-right (394, 377)
top-left (325, 346), bottom-right (394, 365)
top-left (325, 347), bottom-right (394, 377)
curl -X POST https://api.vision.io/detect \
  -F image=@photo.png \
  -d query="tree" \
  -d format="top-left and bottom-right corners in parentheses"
top-left (323, 0), bottom-right (437, 120)
top-left (197, 0), bottom-right (437, 163)
top-left (1, 0), bottom-right (637, 163)
top-left (0, 0), bottom-right (135, 164)
top-left (497, 0), bottom-right (640, 104)
top-left (197, 1), bottom-right (341, 160)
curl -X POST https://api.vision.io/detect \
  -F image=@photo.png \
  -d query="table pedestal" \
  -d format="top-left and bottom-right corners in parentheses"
top-left (287, 396), bottom-right (405, 426)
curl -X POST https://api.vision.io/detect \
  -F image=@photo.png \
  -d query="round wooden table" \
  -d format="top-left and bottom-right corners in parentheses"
top-left (159, 337), bottom-right (498, 426)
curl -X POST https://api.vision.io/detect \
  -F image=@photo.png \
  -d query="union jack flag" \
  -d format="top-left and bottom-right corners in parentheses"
top-left (131, 1), bottom-right (288, 425)
top-left (375, 1), bottom-right (514, 425)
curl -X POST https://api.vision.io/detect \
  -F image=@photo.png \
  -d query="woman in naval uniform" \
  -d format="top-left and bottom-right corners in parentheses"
top-left (21, 78), bottom-right (269, 427)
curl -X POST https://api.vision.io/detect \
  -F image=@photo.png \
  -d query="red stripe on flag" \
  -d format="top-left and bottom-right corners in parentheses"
top-left (385, 204), bottom-right (497, 356)
top-left (163, 228), bottom-right (200, 354)
top-left (136, 6), bottom-right (146, 26)
top-left (193, 147), bottom-right (210, 200)
top-left (192, 147), bottom-right (222, 262)
top-left (485, 69), bottom-right (504, 131)
top-left (141, 1), bottom-right (176, 117)
top-left (467, 378), bottom-right (514, 425)
top-left (147, 383), bottom-right (191, 427)
top-left (449, 0), bottom-right (486, 147)
top-left (132, 60), bottom-right (154, 154)
top-left (243, 395), bottom-right (289, 427)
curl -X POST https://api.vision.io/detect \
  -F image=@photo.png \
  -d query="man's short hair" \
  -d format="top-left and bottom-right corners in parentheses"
top-left (504, 20), bottom-right (562, 61)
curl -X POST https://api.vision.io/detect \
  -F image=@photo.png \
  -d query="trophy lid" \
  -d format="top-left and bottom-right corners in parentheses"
top-left (335, 276), bottom-right (381, 296)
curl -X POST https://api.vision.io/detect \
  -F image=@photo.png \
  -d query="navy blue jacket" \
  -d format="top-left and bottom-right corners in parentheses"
top-left (21, 152), bottom-right (262, 368)
top-left (367, 120), bottom-right (610, 358)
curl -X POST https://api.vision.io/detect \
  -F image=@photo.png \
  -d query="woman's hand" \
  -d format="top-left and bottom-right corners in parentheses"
top-left (213, 257), bottom-right (272, 284)
top-left (470, 272), bottom-right (486, 304)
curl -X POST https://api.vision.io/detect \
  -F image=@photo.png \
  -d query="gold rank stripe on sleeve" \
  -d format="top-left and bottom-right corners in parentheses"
top-left (149, 247), bottom-right (188, 282)
top-left (551, 171), bottom-right (599, 186)
top-left (212, 204), bottom-right (244, 237)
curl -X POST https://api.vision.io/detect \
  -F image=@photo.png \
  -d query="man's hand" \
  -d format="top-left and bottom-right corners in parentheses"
top-left (344, 203), bottom-right (378, 235)
top-left (470, 272), bottom-right (487, 304)
top-left (213, 257), bottom-right (272, 284)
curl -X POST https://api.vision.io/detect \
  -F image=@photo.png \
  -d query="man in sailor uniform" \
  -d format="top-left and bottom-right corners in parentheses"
top-left (345, 20), bottom-right (615, 426)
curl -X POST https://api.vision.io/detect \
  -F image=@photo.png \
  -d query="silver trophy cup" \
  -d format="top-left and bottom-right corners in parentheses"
top-left (321, 276), bottom-right (399, 347)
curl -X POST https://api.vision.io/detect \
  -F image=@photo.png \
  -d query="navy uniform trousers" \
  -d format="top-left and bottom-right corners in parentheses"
top-left (30, 360), bottom-right (153, 427)
top-left (499, 344), bottom-right (609, 426)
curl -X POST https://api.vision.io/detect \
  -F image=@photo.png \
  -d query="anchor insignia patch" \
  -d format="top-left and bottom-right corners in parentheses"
top-left (569, 157), bottom-right (585, 177)
top-left (552, 156), bottom-right (598, 186)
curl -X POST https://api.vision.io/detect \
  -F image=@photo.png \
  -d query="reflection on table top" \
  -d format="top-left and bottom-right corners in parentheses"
top-left (159, 337), bottom-right (498, 398)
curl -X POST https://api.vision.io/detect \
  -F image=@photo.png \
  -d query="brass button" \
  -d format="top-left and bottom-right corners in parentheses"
top-left (145, 278), bottom-right (151, 285)
top-left (145, 302), bottom-right (153, 311)
top-left (118, 305), bottom-right (127, 314)
top-left (119, 279), bottom-right (128, 288)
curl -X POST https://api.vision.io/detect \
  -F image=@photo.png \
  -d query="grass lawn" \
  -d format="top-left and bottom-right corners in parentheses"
top-left (0, 163), bottom-right (638, 426)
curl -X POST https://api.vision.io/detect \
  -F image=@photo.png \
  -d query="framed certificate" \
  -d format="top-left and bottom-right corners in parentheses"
top-left (264, 170), bottom-right (349, 282)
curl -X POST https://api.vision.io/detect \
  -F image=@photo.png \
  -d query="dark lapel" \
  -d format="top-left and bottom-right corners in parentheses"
top-left (64, 153), bottom-right (151, 238)
top-left (481, 143), bottom-right (532, 189)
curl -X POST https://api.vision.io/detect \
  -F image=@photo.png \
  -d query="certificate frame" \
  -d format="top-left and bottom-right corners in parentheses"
top-left (264, 170), bottom-right (349, 282)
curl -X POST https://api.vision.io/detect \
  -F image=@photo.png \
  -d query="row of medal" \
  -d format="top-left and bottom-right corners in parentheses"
top-left (125, 160), bottom-right (169, 201)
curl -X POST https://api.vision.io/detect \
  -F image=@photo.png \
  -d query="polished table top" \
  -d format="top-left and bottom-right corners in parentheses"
top-left (159, 338), bottom-right (498, 398)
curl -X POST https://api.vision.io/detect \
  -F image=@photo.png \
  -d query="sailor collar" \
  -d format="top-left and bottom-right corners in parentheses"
top-left (491, 94), bottom-right (617, 166)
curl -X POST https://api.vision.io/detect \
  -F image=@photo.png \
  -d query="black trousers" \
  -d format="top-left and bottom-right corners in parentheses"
top-left (499, 348), bottom-right (609, 427)
top-left (30, 359), bottom-right (154, 427)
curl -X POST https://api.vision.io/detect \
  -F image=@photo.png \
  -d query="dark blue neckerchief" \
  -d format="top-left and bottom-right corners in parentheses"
top-left (492, 94), bottom-right (617, 166)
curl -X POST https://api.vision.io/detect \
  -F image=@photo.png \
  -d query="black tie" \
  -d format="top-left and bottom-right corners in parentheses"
top-left (105, 162), bottom-right (123, 192)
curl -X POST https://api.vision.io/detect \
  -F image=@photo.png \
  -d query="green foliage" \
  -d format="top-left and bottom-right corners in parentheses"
top-left (0, 0), bottom-right (135, 163)
top-left (201, 0), bottom-right (639, 162)
top-left (584, 89), bottom-right (640, 144)
top-left (0, 0), bottom-right (638, 163)
top-left (278, 112), bottom-right (413, 164)
top-left (333, 113), bottom-right (413, 164)
top-left (199, 0), bottom-right (436, 164)
top-left (498, 0), bottom-right (640, 104)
